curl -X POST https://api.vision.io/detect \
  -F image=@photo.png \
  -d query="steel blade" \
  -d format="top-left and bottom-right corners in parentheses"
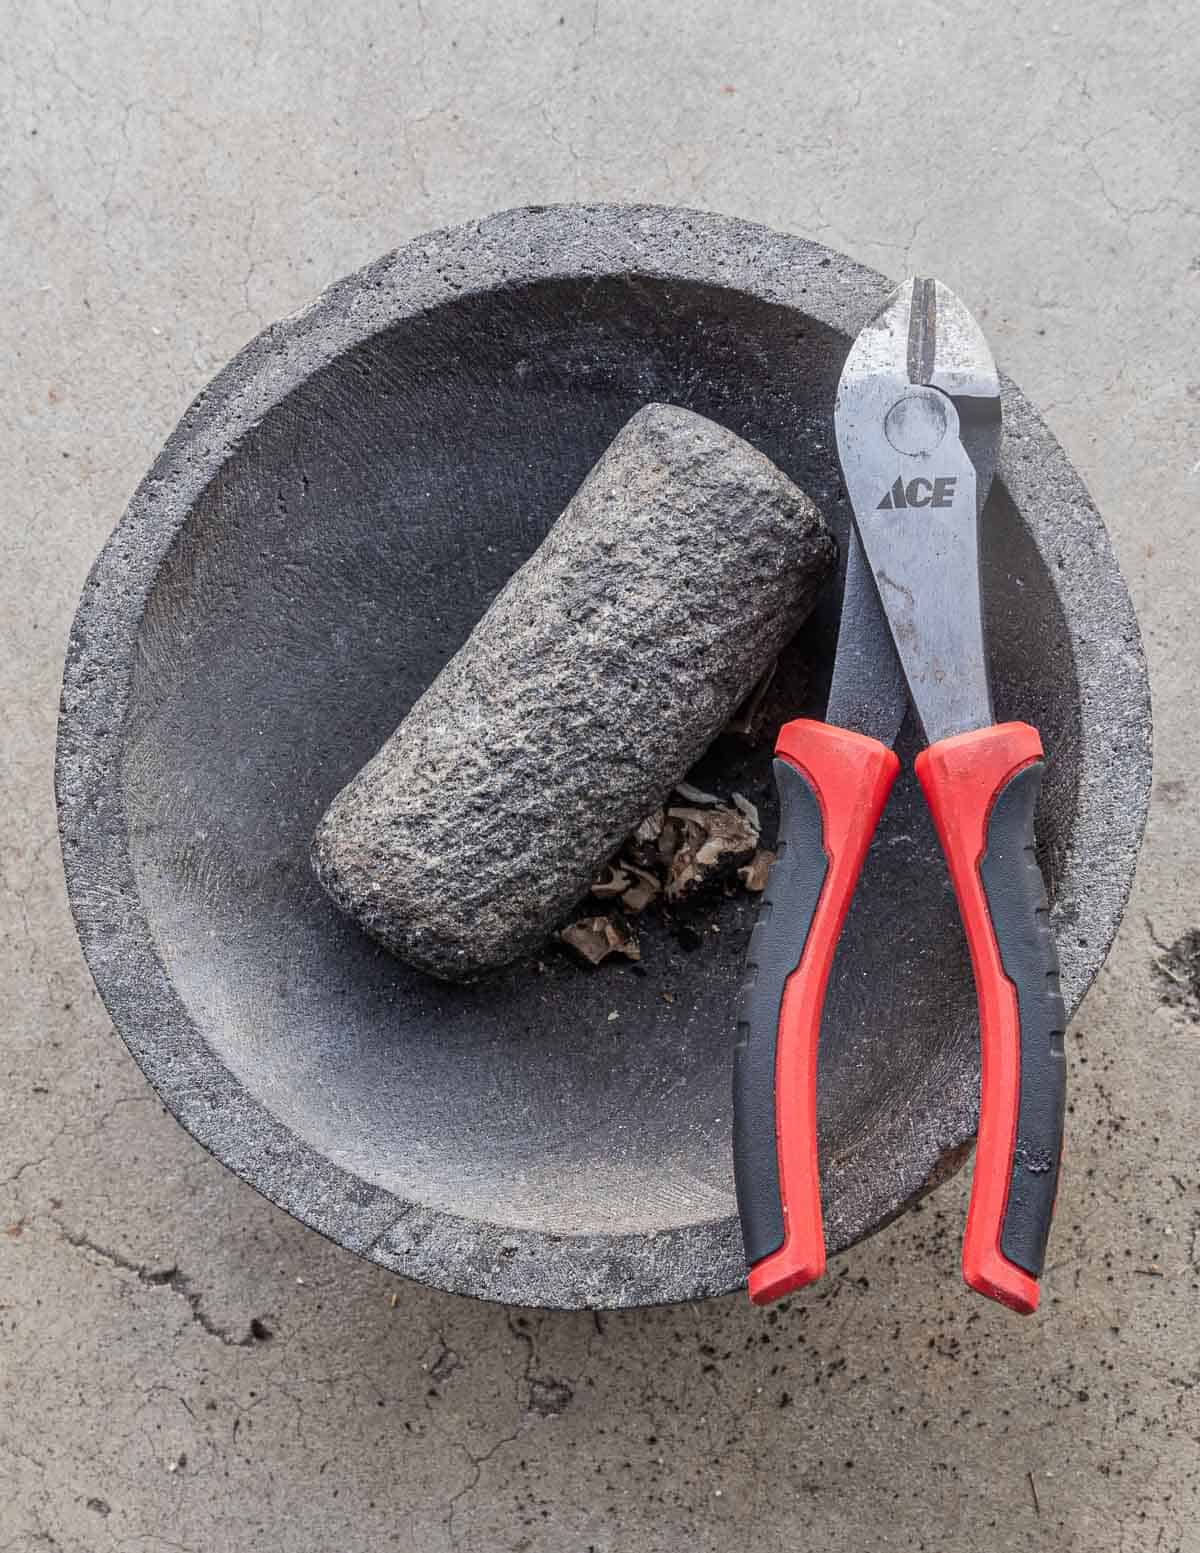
top-left (826, 524), bottom-right (908, 748)
top-left (834, 278), bottom-right (1002, 745)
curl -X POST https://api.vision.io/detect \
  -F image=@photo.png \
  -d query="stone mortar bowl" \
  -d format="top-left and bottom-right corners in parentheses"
top-left (57, 206), bottom-right (1151, 1309)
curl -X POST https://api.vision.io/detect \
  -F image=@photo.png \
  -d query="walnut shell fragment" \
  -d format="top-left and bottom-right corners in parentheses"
top-left (664, 804), bottom-right (759, 902)
top-left (738, 849), bottom-right (776, 893)
top-left (560, 915), bottom-right (641, 966)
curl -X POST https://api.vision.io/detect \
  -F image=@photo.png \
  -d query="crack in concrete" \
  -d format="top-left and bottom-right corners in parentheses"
top-left (53, 1223), bottom-right (269, 1349)
top-left (3, 1094), bottom-right (157, 1205)
top-left (444, 1425), bottom-right (524, 1552)
top-left (436, 1309), bottom-right (603, 1545)
top-left (426, 1332), bottom-right (462, 1385)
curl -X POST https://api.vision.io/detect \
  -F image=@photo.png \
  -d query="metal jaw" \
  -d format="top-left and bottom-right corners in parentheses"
top-left (834, 278), bottom-right (1002, 746)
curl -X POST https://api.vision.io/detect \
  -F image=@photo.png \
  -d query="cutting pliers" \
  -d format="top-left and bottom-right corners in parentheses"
top-left (733, 279), bottom-right (1066, 1315)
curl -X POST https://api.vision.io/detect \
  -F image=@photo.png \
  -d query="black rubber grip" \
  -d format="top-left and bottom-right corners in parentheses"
top-left (979, 761), bottom-right (1067, 1278)
top-left (732, 758), bottom-right (829, 1267)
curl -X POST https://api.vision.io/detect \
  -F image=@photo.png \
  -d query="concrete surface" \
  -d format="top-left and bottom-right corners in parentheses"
top-left (1, 0), bottom-right (1196, 1548)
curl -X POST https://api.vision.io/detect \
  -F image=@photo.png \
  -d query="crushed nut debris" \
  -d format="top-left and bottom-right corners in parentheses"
top-left (560, 914), bottom-right (641, 967)
top-left (589, 864), bottom-right (632, 900)
top-left (664, 804), bottom-right (757, 899)
top-left (738, 849), bottom-right (775, 893)
top-left (633, 808), bottom-right (665, 844)
top-left (731, 792), bottom-right (761, 833)
top-left (673, 780), bottom-right (722, 807)
top-left (557, 777), bottom-right (777, 967)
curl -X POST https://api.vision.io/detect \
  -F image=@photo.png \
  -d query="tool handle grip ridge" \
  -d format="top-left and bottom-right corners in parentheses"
top-left (734, 719), bottom-right (898, 1304)
top-left (917, 723), bottom-right (1066, 1315)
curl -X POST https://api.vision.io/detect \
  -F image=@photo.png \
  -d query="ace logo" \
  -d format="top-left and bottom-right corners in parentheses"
top-left (877, 475), bottom-right (957, 510)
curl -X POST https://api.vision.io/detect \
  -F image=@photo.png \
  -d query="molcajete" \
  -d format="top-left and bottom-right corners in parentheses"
top-left (56, 205), bottom-right (1151, 1308)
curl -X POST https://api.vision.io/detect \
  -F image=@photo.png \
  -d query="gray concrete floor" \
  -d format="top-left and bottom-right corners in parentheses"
top-left (3, 1), bottom-right (1198, 1548)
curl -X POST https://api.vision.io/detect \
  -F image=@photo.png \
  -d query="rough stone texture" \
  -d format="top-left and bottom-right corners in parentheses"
top-left (312, 404), bottom-right (835, 980)
top-left (5, 4), bottom-right (1197, 1550)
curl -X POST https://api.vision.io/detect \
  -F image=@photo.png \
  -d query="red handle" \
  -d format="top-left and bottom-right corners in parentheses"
top-left (742, 719), bottom-right (898, 1305)
top-left (917, 723), bottom-right (1066, 1315)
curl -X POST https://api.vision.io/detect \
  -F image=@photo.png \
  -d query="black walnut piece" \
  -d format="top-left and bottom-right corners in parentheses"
top-left (311, 404), bottom-right (836, 981)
